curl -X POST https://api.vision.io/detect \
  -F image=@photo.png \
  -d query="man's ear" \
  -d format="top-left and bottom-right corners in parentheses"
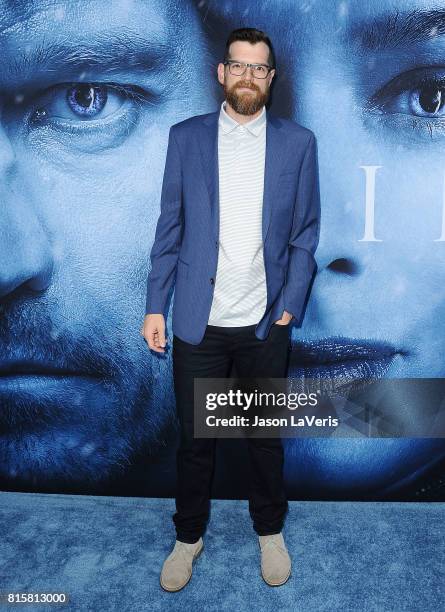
top-left (217, 63), bottom-right (225, 86)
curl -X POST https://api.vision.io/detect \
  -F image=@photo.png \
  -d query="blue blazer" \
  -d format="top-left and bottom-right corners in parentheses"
top-left (145, 109), bottom-right (321, 345)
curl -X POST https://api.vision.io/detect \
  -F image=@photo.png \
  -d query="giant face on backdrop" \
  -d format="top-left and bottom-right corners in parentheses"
top-left (201, 0), bottom-right (445, 499)
top-left (0, 0), bottom-right (214, 490)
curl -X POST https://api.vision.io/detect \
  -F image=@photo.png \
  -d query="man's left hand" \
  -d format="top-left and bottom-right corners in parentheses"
top-left (275, 310), bottom-right (294, 325)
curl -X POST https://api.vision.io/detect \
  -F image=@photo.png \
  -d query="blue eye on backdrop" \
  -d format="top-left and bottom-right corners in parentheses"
top-left (366, 68), bottom-right (445, 137)
top-left (411, 79), bottom-right (445, 117)
top-left (30, 82), bottom-right (137, 123)
top-left (67, 84), bottom-right (108, 118)
top-left (378, 72), bottom-right (445, 118)
top-left (23, 81), bottom-right (153, 152)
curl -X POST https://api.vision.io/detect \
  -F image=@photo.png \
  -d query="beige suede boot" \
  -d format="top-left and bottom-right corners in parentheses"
top-left (160, 538), bottom-right (203, 592)
top-left (258, 532), bottom-right (291, 586)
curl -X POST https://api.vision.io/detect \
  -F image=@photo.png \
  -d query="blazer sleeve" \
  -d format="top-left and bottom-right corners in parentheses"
top-left (283, 133), bottom-right (321, 324)
top-left (145, 126), bottom-right (183, 316)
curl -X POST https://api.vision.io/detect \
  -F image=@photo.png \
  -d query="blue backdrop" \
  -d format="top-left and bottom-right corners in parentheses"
top-left (0, 0), bottom-right (444, 501)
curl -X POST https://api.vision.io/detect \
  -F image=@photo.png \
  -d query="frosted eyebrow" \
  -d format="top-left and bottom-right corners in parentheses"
top-left (7, 30), bottom-right (175, 78)
top-left (346, 8), bottom-right (445, 51)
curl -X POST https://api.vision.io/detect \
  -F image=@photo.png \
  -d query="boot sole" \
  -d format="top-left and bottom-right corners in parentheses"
top-left (261, 565), bottom-right (291, 587)
top-left (160, 542), bottom-right (204, 592)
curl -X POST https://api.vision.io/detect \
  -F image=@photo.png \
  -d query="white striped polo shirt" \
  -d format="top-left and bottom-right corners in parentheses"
top-left (208, 100), bottom-right (267, 326)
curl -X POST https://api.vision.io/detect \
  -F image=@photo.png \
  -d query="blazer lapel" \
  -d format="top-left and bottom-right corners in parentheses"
top-left (198, 108), bottom-right (286, 245)
top-left (263, 111), bottom-right (286, 243)
top-left (199, 111), bottom-right (219, 243)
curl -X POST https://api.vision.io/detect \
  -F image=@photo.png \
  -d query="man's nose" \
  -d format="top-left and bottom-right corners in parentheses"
top-left (0, 126), bottom-right (55, 300)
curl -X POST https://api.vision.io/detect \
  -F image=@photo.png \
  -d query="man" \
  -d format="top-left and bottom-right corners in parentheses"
top-left (0, 0), bottom-right (213, 493)
top-left (143, 28), bottom-right (320, 590)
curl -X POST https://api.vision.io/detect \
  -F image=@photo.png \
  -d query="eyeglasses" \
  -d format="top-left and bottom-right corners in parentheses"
top-left (223, 60), bottom-right (273, 79)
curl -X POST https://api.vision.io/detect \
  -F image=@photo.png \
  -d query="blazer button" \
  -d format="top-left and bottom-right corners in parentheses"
top-left (210, 278), bottom-right (214, 285)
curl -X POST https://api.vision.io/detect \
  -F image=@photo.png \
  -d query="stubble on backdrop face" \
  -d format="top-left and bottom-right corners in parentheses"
top-left (0, 0), bottom-right (212, 490)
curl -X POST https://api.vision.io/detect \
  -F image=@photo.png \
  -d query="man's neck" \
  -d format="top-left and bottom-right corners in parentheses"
top-left (223, 100), bottom-right (264, 125)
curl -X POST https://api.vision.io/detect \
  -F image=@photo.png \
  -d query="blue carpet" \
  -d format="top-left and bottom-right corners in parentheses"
top-left (0, 492), bottom-right (443, 611)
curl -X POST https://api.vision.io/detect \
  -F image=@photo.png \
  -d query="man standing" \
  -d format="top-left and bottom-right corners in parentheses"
top-left (142, 28), bottom-right (320, 590)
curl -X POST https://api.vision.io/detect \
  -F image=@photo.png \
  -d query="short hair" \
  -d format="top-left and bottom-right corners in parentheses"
top-left (224, 27), bottom-right (276, 69)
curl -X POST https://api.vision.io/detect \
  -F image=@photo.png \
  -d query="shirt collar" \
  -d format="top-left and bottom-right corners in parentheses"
top-left (218, 100), bottom-right (266, 136)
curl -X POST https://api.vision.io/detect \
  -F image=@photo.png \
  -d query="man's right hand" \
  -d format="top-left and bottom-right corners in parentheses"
top-left (141, 314), bottom-right (167, 353)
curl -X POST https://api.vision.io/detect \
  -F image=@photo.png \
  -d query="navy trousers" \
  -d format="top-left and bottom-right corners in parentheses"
top-left (172, 322), bottom-right (290, 543)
